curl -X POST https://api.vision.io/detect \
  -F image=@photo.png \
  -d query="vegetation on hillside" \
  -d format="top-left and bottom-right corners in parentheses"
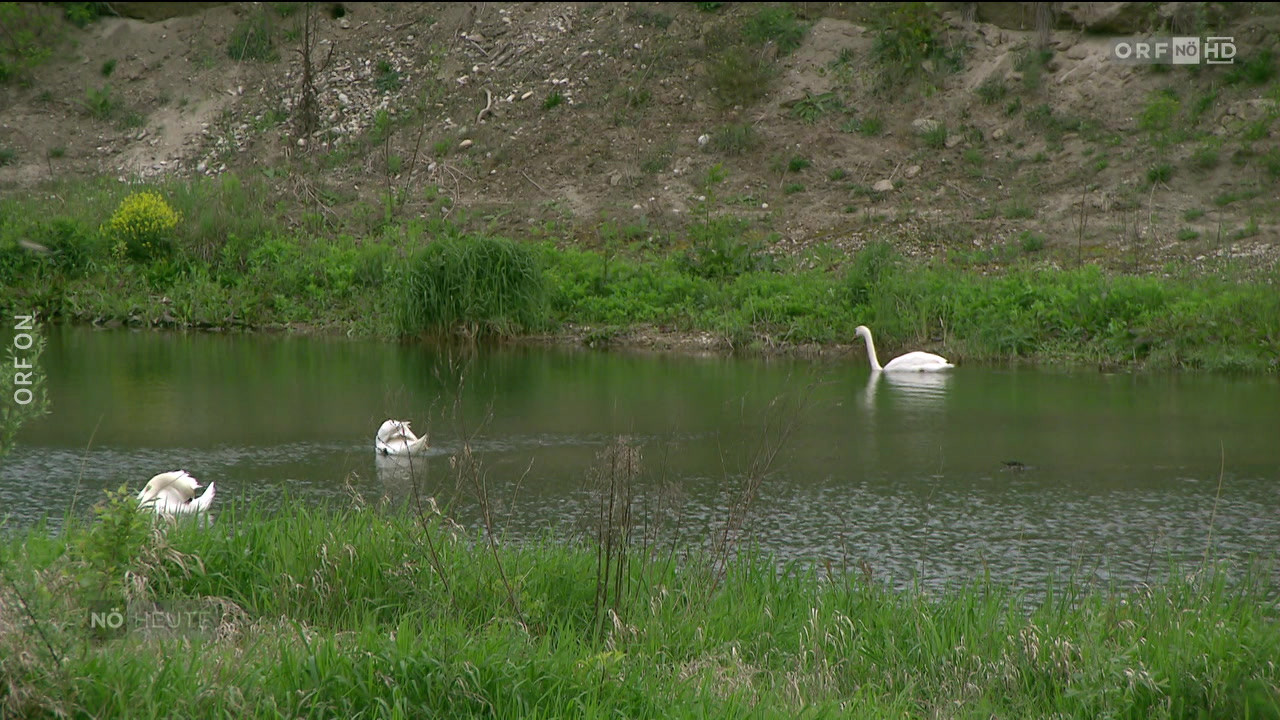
top-left (1, 174), bottom-right (1277, 371)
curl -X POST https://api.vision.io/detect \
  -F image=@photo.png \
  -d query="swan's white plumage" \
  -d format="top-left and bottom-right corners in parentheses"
top-left (375, 419), bottom-right (430, 456)
top-left (137, 470), bottom-right (216, 515)
top-left (855, 325), bottom-right (954, 373)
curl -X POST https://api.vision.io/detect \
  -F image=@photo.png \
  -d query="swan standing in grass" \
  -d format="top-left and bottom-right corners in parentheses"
top-left (136, 470), bottom-right (216, 515)
top-left (375, 419), bottom-right (430, 456)
top-left (855, 325), bottom-right (954, 373)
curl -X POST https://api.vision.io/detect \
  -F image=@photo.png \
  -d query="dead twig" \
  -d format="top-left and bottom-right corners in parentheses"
top-left (520, 170), bottom-right (549, 195)
top-left (946, 182), bottom-right (978, 201)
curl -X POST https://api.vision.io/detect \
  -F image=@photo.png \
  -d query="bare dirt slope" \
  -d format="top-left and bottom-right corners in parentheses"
top-left (2, 2), bottom-right (1278, 271)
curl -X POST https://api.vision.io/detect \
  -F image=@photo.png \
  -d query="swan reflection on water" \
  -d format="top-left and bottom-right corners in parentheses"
top-left (373, 452), bottom-right (434, 504)
top-left (863, 369), bottom-right (953, 411)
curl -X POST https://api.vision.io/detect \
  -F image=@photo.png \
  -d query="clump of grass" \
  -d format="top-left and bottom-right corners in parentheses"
top-left (1225, 48), bottom-right (1275, 86)
top-left (81, 85), bottom-right (116, 119)
top-left (1019, 230), bottom-right (1046, 252)
top-left (712, 122), bottom-right (758, 155)
top-left (1147, 163), bottom-right (1173, 184)
top-left (1183, 208), bottom-right (1206, 221)
top-left (1138, 91), bottom-right (1181, 155)
top-left (975, 75), bottom-right (1008, 104)
top-left (1015, 45), bottom-right (1054, 91)
top-left (868, 2), bottom-right (963, 92)
top-left (375, 59), bottom-right (400, 93)
top-left (783, 182), bottom-right (805, 194)
top-left (787, 155), bottom-right (810, 173)
top-left (1232, 217), bottom-right (1260, 240)
top-left (1262, 148), bottom-right (1280, 180)
top-left (100, 58), bottom-right (115, 77)
top-left (741, 6), bottom-right (808, 56)
top-left (623, 86), bottom-right (650, 109)
top-left (1177, 228), bottom-right (1200, 241)
top-left (226, 9), bottom-right (277, 62)
top-left (543, 90), bottom-right (564, 110)
top-left (843, 239), bottom-right (900, 306)
top-left (0, 147), bottom-right (15, 166)
top-left (396, 233), bottom-right (548, 337)
top-left (841, 115), bottom-right (884, 136)
top-left (921, 124), bottom-right (948, 149)
top-left (1002, 199), bottom-right (1035, 219)
top-left (1190, 142), bottom-right (1220, 170)
top-left (706, 47), bottom-right (774, 108)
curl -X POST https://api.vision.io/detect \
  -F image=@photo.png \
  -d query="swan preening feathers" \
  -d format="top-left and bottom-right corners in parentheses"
top-left (136, 470), bottom-right (216, 515)
top-left (855, 325), bottom-right (954, 373)
top-left (376, 419), bottom-right (430, 456)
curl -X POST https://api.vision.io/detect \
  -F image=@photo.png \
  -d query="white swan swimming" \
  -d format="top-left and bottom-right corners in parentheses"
top-left (375, 419), bottom-right (430, 456)
top-left (855, 325), bottom-right (954, 373)
top-left (136, 470), bottom-right (216, 515)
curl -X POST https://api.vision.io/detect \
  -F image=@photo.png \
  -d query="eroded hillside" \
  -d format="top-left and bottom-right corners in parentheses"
top-left (2, 1), bottom-right (1278, 270)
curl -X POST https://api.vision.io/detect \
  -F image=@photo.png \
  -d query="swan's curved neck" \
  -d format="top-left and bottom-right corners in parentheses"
top-left (860, 330), bottom-right (883, 372)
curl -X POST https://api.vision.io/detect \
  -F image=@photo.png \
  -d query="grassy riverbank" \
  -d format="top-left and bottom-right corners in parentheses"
top-left (2, 498), bottom-right (1278, 718)
top-left (2, 175), bottom-right (1278, 371)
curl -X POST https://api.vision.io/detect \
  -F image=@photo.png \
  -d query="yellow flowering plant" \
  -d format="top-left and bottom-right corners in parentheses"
top-left (106, 191), bottom-right (182, 261)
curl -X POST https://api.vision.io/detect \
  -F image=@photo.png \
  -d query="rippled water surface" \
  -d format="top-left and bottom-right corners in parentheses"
top-left (2, 326), bottom-right (1278, 592)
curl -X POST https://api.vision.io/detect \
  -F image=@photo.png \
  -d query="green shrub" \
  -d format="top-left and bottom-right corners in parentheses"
top-left (681, 217), bottom-right (769, 280)
top-left (790, 91), bottom-right (842, 124)
top-left (0, 2), bottom-right (56, 85)
top-left (41, 217), bottom-right (102, 276)
top-left (63, 2), bottom-right (112, 27)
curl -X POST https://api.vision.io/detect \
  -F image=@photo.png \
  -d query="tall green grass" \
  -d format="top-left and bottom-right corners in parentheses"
top-left (2, 501), bottom-right (1278, 718)
top-left (394, 233), bottom-right (549, 338)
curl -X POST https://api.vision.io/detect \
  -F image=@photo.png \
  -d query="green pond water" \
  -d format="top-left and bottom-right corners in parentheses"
top-left (2, 326), bottom-right (1278, 592)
